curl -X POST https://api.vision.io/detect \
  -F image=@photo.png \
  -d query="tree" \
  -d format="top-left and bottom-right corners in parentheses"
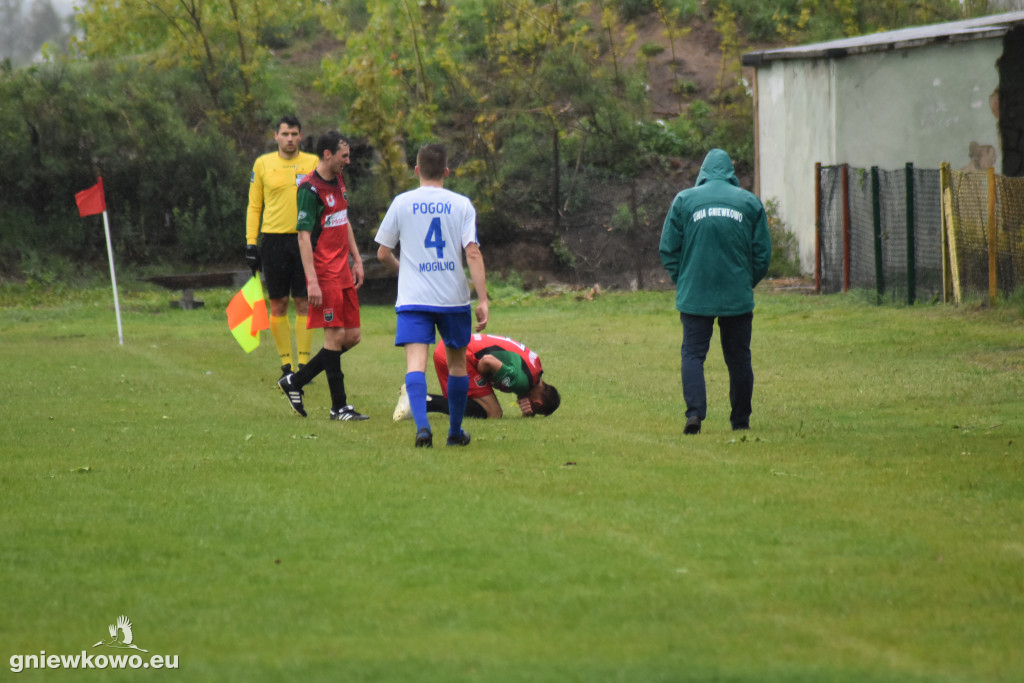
top-left (318, 0), bottom-right (440, 211)
top-left (73, 0), bottom-right (310, 153)
top-left (653, 0), bottom-right (693, 114)
top-left (573, 2), bottom-right (662, 287)
top-left (474, 0), bottom-right (596, 233)
top-left (0, 60), bottom-right (243, 267)
top-left (715, 0), bottom-right (967, 43)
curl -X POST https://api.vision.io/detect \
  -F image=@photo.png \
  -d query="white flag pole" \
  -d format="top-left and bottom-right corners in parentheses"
top-left (101, 209), bottom-right (124, 345)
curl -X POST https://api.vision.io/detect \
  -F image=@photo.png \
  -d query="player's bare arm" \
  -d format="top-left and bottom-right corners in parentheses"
top-left (465, 242), bottom-right (488, 331)
top-left (478, 354), bottom-right (535, 417)
top-left (475, 393), bottom-right (503, 419)
top-left (297, 231), bottom-right (321, 308)
top-left (517, 396), bottom-right (534, 417)
top-left (376, 244), bottom-right (400, 272)
top-left (477, 355), bottom-right (502, 376)
top-left (348, 224), bottom-right (364, 289)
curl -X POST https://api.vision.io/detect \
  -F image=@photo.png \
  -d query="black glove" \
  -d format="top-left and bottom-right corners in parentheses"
top-left (245, 244), bottom-right (261, 274)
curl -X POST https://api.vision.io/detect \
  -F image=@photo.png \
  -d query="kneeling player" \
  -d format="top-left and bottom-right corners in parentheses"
top-left (393, 333), bottom-right (560, 420)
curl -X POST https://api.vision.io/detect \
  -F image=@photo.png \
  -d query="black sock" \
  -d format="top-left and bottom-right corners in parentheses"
top-left (464, 400), bottom-right (489, 419)
top-left (426, 394), bottom-right (450, 414)
top-left (425, 394), bottom-right (489, 419)
top-left (322, 349), bottom-right (346, 410)
top-left (293, 350), bottom-right (325, 387)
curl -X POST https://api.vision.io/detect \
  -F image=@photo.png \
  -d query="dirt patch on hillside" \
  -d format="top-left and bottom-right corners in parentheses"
top-left (284, 14), bottom-right (767, 292)
top-left (491, 12), bottom-right (780, 291)
top-left (633, 14), bottom-right (726, 117)
top-left (479, 13), bottom-right (740, 291)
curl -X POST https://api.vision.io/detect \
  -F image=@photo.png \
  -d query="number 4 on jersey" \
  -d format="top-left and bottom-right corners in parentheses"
top-left (424, 217), bottom-right (446, 258)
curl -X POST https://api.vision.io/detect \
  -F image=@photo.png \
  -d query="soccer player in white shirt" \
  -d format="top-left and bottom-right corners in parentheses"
top-left (375, 143), bottom-right (489, 448)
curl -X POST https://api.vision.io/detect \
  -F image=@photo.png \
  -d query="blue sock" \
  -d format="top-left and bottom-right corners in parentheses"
top-left (447, 374), bottom-right (469, 437)
top-left (405, 371), bottom-right (430, 432)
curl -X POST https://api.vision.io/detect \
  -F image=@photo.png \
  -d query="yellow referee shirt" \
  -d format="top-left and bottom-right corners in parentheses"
top-left (246, 151), bottom-right (319, 245)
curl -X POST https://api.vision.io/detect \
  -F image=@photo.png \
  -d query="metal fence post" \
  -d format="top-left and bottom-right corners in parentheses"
top-left (905, 162), bottom-right (916, 305)
top-left (987, 166), bottom-right (997, 304)
top-left (872, 166), bottom-right (884, 303)
top-left (842, 164), bottom-right (851, 293)
top-left (815, 162), bottom-right (822, 293)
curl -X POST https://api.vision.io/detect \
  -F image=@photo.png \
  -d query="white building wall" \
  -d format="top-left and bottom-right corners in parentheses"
top-left (756, 59), bottom-right (836, 273)
top-left (835, 40), bottom-right (1001, 169)
top-left (754, 38), bottom-right (1002, 275)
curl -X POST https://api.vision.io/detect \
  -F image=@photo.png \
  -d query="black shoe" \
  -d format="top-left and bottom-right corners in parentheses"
top-left (684, 416), bottom-right (701, 435)
top-left (330, 405), bottom-right (369, 421)
top-left (280, 364), bottom-right (293, 380)
top-left (415, 428), bottom-right (433, 448)
top-left (732, 423), bottom-right (750, 431)
top-left (446, 430), bottom-right (471, 446)
top-left (277, 373), bottom-right (306, 417)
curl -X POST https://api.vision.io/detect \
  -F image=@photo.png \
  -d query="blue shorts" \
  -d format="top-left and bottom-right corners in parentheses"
top-left (395, 310), bottom-right (472, 349)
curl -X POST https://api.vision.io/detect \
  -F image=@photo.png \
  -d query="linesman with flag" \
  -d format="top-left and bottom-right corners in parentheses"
top-left (246, 116), bottom-right (319, 380)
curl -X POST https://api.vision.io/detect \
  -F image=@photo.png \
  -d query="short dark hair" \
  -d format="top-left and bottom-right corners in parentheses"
top-left (416, 143), bottom-right (447, 180)
top-left (316, 130), bottom-right (349, 158)
top-left (275, 115), bottom-right (301, 132)
top-left (533, 383), bottom-right (560, 416)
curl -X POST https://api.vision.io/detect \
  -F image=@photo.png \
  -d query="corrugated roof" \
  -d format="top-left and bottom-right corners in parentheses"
top-left (742, 11), bottom-right (1024, 66)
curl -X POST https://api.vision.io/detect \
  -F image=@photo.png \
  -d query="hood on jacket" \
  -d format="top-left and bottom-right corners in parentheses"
top-left (695, 148), bottom-right (739, 187)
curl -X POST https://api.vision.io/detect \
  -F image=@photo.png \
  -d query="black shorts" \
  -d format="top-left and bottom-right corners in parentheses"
top-left (260, 233), bottom-right (307, 301)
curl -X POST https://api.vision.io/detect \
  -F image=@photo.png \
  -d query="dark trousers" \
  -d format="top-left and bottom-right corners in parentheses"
top-left (680, 312), bottom-right (754, 428)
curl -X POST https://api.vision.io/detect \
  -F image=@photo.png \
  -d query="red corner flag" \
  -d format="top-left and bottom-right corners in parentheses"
top-left (75, 177), bottom-right (106, 217)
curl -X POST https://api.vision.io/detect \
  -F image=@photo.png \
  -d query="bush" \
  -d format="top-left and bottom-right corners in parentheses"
top-left (612, 0), bottom-right (657, 21)
top-left (641, 42), bottom-right (666, 57)
top-left (0, 60), bottom-right (247, 269)
top-left (764, 197), bottom-right (801, 278)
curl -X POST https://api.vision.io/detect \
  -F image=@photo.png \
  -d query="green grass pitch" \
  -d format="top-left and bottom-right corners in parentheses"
top-left (1, 282), bottom-right (1022, 681)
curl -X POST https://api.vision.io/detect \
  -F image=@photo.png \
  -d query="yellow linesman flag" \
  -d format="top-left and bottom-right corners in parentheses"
top-left (226, 275), bottom-right (270, 353)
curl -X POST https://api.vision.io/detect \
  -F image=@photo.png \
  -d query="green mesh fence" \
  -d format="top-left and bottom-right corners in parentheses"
top-left (847, 167), bottom-right (877, 291)
top-left (818, 165), bottom-right (844, 294)
top-left (914, 170), bottom-right (945, 299)
top-left (816, 164), bottom-right (943, 301)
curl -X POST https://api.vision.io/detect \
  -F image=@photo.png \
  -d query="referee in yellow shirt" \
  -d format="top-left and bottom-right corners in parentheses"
top-left (246, 116), bottom-right (319, 379)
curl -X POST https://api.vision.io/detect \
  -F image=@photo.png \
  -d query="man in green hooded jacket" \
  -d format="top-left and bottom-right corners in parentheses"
top-left (659, 149), bottom-right (772, 435)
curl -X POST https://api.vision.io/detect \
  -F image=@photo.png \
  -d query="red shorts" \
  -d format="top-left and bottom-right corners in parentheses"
top-left (433, 344), bottom-right (492, 399)
top-left (307, 284), bottom-right (360, 329)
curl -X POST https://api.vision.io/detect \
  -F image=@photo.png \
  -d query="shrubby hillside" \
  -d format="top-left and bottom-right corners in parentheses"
top-left (0, 0), bottom-right (973, 286)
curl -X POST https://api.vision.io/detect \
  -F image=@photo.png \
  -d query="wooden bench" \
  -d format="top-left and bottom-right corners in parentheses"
top-left (143, 270), bottom-right (251, 309)
top-left (142, 257), bottom-right (397, 309)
